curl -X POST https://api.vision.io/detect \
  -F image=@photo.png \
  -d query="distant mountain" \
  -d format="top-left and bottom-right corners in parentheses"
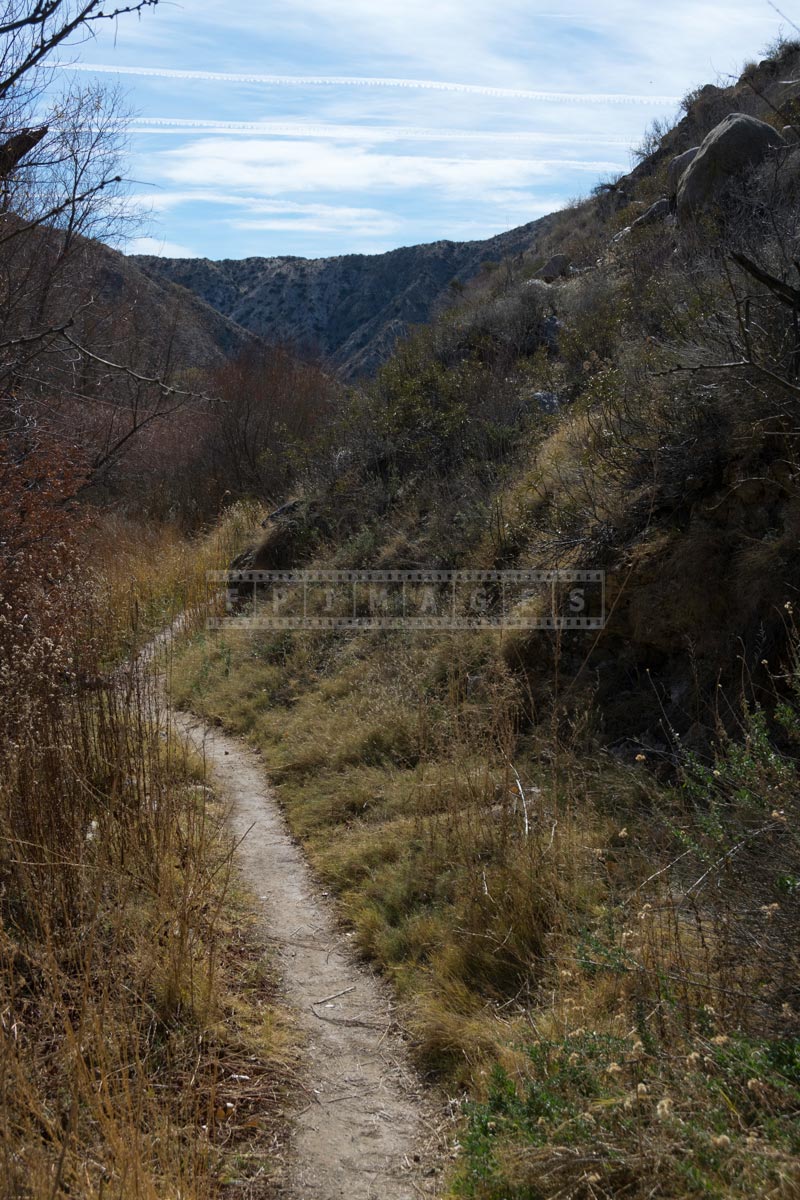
top-left (129, 217), bottom-right (556, 379)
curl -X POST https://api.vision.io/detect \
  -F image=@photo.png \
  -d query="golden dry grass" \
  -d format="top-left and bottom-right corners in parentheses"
top-left (0, 500), bottom-right (298, 1200)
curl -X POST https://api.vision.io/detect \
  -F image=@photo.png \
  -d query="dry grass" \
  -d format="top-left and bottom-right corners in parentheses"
top-left (166, 56), bottom-right (800, 1194)
top-left (86, 499), bottom-right (265, 661)
top-left (172, 610), bottom-right (800, 1199)
top-left (171, 630), bottom-right (612, 1067)
top-left (0, 499), bottom-right (297, 1199)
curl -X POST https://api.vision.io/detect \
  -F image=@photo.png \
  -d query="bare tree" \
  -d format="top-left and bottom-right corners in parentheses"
top-left (0, 0), bottom-right (157, 104)
top-left (0, 0), bottom-right (214, 490)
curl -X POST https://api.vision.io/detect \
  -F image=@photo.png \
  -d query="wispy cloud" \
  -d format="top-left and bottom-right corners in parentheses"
top-left (126, 235), bottom-right (199, 256)
top-left (127, 117), bottom-right (633, 147)
top-left (157, 137), bottom-right (626, 198)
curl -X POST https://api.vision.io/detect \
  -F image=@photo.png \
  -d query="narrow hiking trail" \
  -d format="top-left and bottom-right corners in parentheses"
top-left (172, 710), bottom-right (443, 1200)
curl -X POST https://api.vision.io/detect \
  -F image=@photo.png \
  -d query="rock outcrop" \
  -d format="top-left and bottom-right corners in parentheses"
top-left (667, 146), bottom-right (699, 204)
top-left (536, 253), bottom-right (571, 283)
top-left (676, 113), bottom-right (785, 222)
top-left (631, 198), bottom-right (671, 229)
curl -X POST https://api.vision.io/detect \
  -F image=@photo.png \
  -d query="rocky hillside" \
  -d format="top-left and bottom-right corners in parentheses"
top-left (0, 217), bottom-right (256, 375)
top-left (84, 238), bottom-right (256, 369)
top-left (130, 217), bottom-right (557, 379)
top-left (221, 40), bottom-right (800, 754)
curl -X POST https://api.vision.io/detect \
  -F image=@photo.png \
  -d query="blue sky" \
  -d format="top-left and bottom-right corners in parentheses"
top-left (60, 0), bottom-right (789, 260)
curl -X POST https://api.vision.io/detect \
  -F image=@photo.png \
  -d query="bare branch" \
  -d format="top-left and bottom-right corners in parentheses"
top-left (0, 312), bottom-right (73, 349)
top-left (0, 170), bottom-right (121, 243)
top-left (731, 250), bottom-right (800, 309)
top-left (61, 330), bottom-right (211, 401)
top-left (653, 358), bottom-right (800, 399)
top-left (0, 1), bottom-right (159, 100)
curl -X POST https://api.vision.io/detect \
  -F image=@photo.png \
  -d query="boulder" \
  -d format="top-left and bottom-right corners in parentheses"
top-left (535, 253), bottom-right (570, 283)
top-left (782, 124), bottom-right (800, 145)
top-left (676, 113), bottom-right (785, 223)
top-left (261, 498), bottom-right (302, 527)
top-left (631, 197), bottom-right (671, 230)
top-left (532, 390), bottom-right (560, 414)
top-left (667, 146), bottom-right (699, 201)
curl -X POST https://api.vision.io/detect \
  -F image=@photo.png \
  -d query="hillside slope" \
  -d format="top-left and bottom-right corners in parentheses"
top-left (174, 39), bottom-right (800, 1200)
top-left (130, 217), bottom-right (556, 378)
top-left (77, 237), bottom-right (257, 369)
top-left (0, 216), bottom-right (256, 375)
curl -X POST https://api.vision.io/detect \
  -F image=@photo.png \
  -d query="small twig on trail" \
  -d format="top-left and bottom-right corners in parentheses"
top-left (261, 933), bottom-right (328, 951)
top-left (313, 984), bottom-right (356, 1006)
top-left (310, 1007), bottom-right (387, 1031)
top-left (373, 1024), bottom-right (393, 1053)
top-left (318, 1087), bottom-right (380, 1105)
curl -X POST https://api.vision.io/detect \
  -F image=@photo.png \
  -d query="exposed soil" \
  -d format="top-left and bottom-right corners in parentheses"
top-left (172, 711), bottom-right (443, 1200)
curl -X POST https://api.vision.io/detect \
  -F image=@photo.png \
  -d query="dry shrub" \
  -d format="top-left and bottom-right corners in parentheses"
top-left (183, 344), bottom-right (338, 517)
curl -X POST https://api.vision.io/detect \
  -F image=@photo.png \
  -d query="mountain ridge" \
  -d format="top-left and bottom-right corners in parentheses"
top-left (129, 215), bottom-right (558, 378)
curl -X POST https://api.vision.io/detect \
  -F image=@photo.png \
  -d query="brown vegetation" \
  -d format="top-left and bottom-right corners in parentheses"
top-left (0, 427), bottom-right (294, 1197)
top-left (0, 7), bottom-right (305, 1196)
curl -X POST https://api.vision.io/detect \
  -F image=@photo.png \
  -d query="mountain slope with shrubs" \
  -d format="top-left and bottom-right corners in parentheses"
top-left (173, 35), bottom-right (800, 1200)
top-left (132, 216), bottom-right (557, 379)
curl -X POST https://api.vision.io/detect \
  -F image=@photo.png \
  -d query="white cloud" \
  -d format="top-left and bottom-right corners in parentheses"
top-left (231, 216), bottom-right (399, 236)
top-left (224, 198), bottom-right (403, 237)
top-left (76, 0), bottom-right (791, 257)
top-left (158, 137), bottom-right (626, 199)
top-left (82, 0), bottom-right (783, 95)
top-left (127, 117), bottom-right (633, 146)
top-left (125, 235), bottom-right (197, 257)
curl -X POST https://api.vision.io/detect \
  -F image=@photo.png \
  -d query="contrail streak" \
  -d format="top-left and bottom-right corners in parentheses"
top-left (58, 61), bottom-right (680, 106)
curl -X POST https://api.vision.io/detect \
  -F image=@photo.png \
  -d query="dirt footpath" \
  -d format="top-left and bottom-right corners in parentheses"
top-left (173, 713), bottom-right (442, 1200)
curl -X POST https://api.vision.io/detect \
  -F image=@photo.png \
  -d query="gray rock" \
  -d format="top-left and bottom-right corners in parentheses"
top-left (532, 390), bottom-right (560, 414)
top-left (535, 253), bottom-right (570, 283)
top-left (541, 315), bottom-right (561, 352)
top-left (261, 498), bottom-right (302, 527)
top-left (631, 197), bottom-right (671, 229)
top-left (782, 124), bottom-right (800, 145)
top-left (667, 146), bottom-right (699, 200)
top-left (516, 390), bottom-right (561, 419)
top-left (677, 113), bottom-right (785, 223)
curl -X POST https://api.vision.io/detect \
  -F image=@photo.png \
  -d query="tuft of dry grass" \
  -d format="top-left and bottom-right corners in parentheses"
top-left (86, 499), bottom-right (264, 661)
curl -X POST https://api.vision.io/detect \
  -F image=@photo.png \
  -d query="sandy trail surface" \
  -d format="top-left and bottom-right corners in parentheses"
top-left (173, 711), bottom-right (442, 1199)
